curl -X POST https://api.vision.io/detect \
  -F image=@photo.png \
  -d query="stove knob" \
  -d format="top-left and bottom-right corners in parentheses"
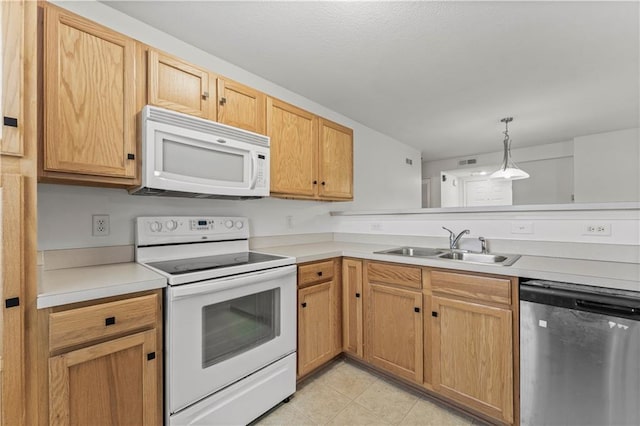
top-left (225, 220), bottom-right (234, 229)
top-left (235, 220), bottom-right (244, 229)
top-left (165, 220), bottom-right (178, 231)
top-left (150, 221), bottom-right (162, 232)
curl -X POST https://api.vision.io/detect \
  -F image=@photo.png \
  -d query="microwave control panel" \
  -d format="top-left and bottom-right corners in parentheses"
top-left (255, 154), bottom-right (267, 188)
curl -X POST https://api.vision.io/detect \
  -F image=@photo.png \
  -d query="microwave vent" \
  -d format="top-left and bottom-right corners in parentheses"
top-left (144, 106), bottom-right (269, 148)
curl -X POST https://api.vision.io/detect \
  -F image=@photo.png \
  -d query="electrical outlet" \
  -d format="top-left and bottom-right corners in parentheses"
top-left (584, 223), bottom-right (611, 236)
top-left (92, 214), bottom-right (110, 236)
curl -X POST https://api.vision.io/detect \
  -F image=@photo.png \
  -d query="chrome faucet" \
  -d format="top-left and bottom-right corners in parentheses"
top-left (442, 227), bottom-right (470, 250)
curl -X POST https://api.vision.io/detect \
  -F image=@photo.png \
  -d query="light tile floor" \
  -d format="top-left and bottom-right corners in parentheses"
top-left (253, 359), bottom-right (482, 426)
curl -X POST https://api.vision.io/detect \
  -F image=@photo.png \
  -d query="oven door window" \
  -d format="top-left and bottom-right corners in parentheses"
top-left (202, 288), bottom-right (281, 368)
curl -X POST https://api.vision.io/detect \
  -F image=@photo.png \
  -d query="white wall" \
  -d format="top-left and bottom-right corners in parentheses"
top-left (38, 1), bottom-right (421, 250)
top-left (423, 140), bottom-right (573, 207)
top-left (574, 128), bottom-right (640, 203)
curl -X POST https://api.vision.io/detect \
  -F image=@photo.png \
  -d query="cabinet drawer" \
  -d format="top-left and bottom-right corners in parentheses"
top-left (298, 260), bottom-right (334, 287)
top-left (367, 262), bottom-right (422, 289)
top-left (430, 270), bottom-right (512, 305)
top-left (49, 294), bottom-right (157, 352)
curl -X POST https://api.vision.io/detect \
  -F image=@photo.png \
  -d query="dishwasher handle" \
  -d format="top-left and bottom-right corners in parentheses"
top-left (576, 299), bottom-right (639, 317)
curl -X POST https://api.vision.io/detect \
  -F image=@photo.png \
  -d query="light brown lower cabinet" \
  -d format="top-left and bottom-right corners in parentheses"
top-left (297, 259), bottom-right (342, 377)
top-left (430, 295), bottom-right (514, 423)
top-left (49, 329), bottom-right (158, 425)
top-left (43, 290), bottom-right (163, 426)
top-left (342, 258), bottom-right (363, 358)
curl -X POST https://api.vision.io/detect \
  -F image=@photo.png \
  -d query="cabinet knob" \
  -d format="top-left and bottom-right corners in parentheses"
top-left (355, 293), bottom-right (360, 298)
top-left (432, 311), bottom-right (438, 318)
top-left (313, 180), bottom-right (317, 185)
top-left (317, 271), bottom-right (323, 277)
top-left (301, 302), bottom-right (307, 308)
top-left (219, 96), bottom-right (226, 105)
top-left (5, 297), bottom-right (19, 308)
top-left (202, 91), bottom-right (210, 100)
top-left (147, 352), bottom-right (156, 361)
top-left (105, 316), bottom-right (116, 326)
top-left (321, 181), bottom-right (326, 186)
top-left (414, 307), bottom-right (421, 313)
top-left (127, 153), bottom-right (135, 160)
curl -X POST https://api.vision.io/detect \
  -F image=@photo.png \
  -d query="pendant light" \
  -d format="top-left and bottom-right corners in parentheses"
top-left (490, 117), bottom-right (530, 180)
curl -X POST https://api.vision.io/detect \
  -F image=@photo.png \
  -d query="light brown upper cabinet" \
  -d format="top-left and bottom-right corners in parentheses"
top-left (217, 78), bottom-right (266, 134)
top-left (267, 97), bottom-right (354, 201)
top-left (318, 118), bottom-right (353, 199)
top-left (147, 49), bottom-right (214, 119)
top-left (40, 5), bottom-right (138, 186)
top-left (267, 97), bottom-right (317, 197)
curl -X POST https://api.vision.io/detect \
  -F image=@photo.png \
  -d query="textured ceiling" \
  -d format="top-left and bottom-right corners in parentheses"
top-left (103, 1), bottom-right (640, 161)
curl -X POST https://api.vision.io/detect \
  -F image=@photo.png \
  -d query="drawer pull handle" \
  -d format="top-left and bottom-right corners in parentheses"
top-left (355, 293), bottom-right (360, 298)
top-left (317, 271), bottom-right (323, 277)
top-left (4, 116), bottom-right (18, 127)
top-left (105, 316), bottom-right (116, 326)
top-left (147, 352), bottom-right (156, 361)
top-left (432, 311), bottom-right (438, 317)
top-left (5, 297), bottom-right (19, 308)
top-left (414, 307), bottom-right (420, 313)
top-left (301, 302), bottom-right (307, 308)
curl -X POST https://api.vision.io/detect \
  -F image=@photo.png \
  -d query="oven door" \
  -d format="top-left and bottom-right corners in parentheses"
top-left (166, 265), bottom-right (296, 414)
top-left (144, 120), bottom-right (269, 197)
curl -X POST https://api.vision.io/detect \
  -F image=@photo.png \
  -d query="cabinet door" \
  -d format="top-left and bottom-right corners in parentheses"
top-left (267, 97), bottom-right (317, 197)
top-left (148, 49), bottom-right (213, 119)
top-left (217, 78), bottom-right (266, 134)
top-left (43, 7), bottom-right (137, 180)
top-left (365, 284), bottom-right (423, 383)
top-left (49, 329), bottom-right (158, 426)
top-left (342, 259), bottom-right (363, 358)
top-left (297, 280), bottom-right (340, 377)
top-left (318, 118), bottom-right (353, 199)
top-left (431, 296), bottom-right (513, 423)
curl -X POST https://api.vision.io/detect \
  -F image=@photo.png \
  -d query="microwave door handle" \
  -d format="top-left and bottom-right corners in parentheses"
top-left (250, 153), bottom-right (259, 190)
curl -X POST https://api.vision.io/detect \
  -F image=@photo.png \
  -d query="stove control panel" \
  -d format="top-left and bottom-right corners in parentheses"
top-left (136, 216), bottom-right (249, 246)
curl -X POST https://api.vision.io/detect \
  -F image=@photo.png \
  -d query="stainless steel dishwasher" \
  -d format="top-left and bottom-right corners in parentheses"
top-left (520, 280), bottom-right (640, 426)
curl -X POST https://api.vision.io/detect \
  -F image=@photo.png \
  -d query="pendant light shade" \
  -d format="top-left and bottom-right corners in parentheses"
top-left (490, 117), bottom-right (529, 180)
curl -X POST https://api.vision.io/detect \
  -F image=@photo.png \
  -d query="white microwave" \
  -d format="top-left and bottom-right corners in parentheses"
top-left (130, 106), bottom-right (270, 199)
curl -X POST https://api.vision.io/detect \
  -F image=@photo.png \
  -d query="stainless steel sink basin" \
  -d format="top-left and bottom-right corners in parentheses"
top-left (375, 247), bottom-right (446, 257)
top-left (437, 251), bottom-right (520, 266)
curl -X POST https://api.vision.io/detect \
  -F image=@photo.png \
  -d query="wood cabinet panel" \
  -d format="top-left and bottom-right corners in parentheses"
top-left (342, 259), bottom-right (363, 358)
top-left (318, 118), bottom-right (353, 199)
top-left (1, 0), bottom-right (24, 156)
top-left (267, 97), bottom-right (317, 197)
top-left (49, 330), bottom-right (158, 426)
top-left (430, 270), bottom-right (511, 306)
top-left (49, 294), bottom-right (157, 353)
top-left (147, 49), bottom-right (213, 119)
top-left (298, 281), bottom-right (337, 377)
top-left (367, 261), bottom-right (422, 289)
top-left (431, 296), bottom-right (513, 423)
top-left (217, 78), bottom-right (266, 134)
top-left (298, 260), bottom-right (335, 287)
top-left (365, 283), bottom-right (423, 383)
top-left (42, 7), bottom-right (137, 181)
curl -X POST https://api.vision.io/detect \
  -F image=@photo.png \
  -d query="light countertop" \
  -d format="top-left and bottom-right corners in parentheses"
top-left (256, 242), bottom-right (640, 293)
top-left (38, 262), bottom-right (166, 309)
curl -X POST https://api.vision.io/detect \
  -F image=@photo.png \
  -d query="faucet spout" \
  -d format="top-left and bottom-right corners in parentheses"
top-left (443, 227), bottom-right (470, 250)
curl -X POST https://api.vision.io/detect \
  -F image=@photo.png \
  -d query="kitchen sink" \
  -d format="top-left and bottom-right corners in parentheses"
top-left (437, 251), bottom-right (520, 266)
top-left (375, 247), bottom-right (447, 257)
top-left (375, 246), bottom-right (520, 266)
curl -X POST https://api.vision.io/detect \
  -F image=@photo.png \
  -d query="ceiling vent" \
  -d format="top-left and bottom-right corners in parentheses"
top-left (458, 158), bottom-right (477, 166)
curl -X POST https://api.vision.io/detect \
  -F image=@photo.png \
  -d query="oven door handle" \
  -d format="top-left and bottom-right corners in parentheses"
top-left (170, 265), bottom-right (296, 299)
